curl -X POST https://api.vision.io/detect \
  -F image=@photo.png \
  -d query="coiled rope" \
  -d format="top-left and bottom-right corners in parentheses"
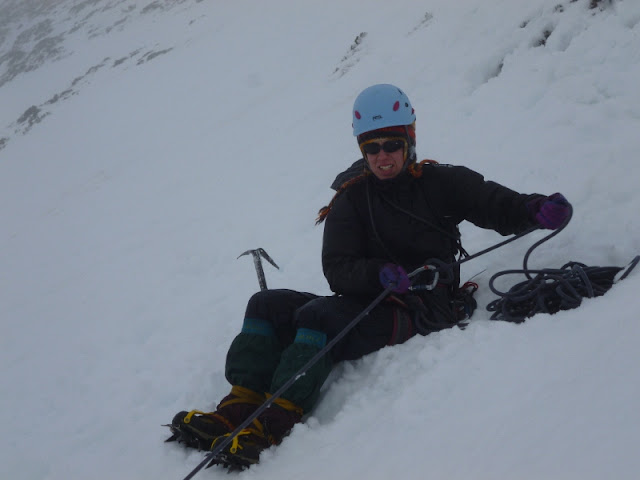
top-left (416, 206), bottom-right (639, 324)
top-left (485, 207), bottom-right (639, 323)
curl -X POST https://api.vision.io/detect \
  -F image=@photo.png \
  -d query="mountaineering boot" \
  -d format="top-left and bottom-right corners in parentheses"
top-left (259, 396), bottom-right (304, 444)
top-left (210, 396), bottom-right (303, 468)
top-left (165, 385), bottom-right (265, 450)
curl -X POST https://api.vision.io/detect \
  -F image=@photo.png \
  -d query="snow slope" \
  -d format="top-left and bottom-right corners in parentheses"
top-left (1, 1), bottom-right (639, 479)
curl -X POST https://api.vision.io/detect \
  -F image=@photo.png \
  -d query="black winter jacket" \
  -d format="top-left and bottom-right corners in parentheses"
top-left (321, 161), bottom-right (540, 297)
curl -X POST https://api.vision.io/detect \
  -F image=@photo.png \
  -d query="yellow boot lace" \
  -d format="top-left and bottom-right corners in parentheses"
top-left (210, 418), bottom-right (266, 453)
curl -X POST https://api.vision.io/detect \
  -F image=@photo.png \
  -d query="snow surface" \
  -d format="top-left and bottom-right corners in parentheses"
top-left (1, 1), bottom-right (640, 479)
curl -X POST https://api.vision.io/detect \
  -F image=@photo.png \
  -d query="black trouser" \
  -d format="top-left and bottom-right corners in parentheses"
top-left (225, 289), bottom-right (398, 412)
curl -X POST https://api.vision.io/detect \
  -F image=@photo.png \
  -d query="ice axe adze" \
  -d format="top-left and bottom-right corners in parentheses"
top-left (237, 248), bottom-right (279, 290)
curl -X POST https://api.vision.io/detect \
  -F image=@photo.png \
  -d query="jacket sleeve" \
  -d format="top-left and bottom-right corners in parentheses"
top-left (439, 166), bottom-right (541, 235)
top-left (321, 190), bottom-right (386, 296)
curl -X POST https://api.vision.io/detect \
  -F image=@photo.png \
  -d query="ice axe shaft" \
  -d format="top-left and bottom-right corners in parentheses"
top-left (237, 248), bottom-right (279, 290)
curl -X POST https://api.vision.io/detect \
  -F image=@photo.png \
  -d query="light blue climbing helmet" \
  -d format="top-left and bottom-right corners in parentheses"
top-left (352, 84), bottom-right (416, 137)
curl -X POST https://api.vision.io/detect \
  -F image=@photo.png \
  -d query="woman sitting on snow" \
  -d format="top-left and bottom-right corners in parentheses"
top-left (167, 84), bottom-right (571, 466)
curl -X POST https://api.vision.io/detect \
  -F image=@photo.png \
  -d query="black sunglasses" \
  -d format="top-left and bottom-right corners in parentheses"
top-left (362, 139), bottom-right (406, 155)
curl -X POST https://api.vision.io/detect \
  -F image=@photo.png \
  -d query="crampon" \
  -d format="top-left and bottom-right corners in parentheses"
top-left (165, 418), bottom-right (268, 471)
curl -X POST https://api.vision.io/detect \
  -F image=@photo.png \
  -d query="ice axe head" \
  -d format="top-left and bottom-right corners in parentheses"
top-left (237, 248), bottom-right (279, 290)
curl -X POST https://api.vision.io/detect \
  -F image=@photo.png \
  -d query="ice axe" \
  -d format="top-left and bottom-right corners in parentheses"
top-left (237, 248), bottom-right (279, 290)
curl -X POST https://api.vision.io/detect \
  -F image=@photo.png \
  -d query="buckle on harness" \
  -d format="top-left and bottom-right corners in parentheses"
top-left (409, 265), bottom-right (440, 291)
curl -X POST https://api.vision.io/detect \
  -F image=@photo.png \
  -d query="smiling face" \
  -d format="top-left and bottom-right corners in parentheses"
top-left (361, 137), bottom-right (407, 180)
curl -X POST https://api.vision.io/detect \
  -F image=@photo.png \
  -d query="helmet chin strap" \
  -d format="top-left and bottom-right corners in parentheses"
top-left (400, 125), bottom-right (417, 173)
top-left (404, 125), bottom-right (416, 162)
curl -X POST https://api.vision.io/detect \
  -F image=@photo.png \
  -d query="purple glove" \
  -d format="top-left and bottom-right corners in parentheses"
top-left (527, 193), bottom-right (571, 230)
top-left (379, 263), bottom-right (411, 293)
